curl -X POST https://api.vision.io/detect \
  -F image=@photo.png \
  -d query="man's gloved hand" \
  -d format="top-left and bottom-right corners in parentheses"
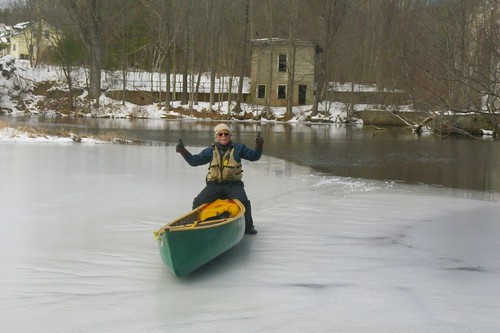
top-left (256, 133), bottom-right (264, 148)
top-left (176, 139), bottom-right (185, 153)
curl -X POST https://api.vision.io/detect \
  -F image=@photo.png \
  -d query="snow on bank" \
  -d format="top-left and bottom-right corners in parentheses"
top-left (0, 122), bottom-right (135, 144)
top-left (0, 126), bottom-right (107, 144)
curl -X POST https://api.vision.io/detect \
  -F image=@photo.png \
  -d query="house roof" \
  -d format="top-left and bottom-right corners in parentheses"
top-left (0, 21), bottom-right (37, 42)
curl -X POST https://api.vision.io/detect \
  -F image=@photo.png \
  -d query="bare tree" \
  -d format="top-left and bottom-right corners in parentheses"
top-left (311, 0), bottom-right (349, 116)
top-left (194, 1), bottom-right (212, 106)
top-left (55, 0), bottom-right (103, 111)
top-left (50, 32), bottom-right (85, 110)
top-left (284, 0), bottom-right (299, 119)
top-left (263, 0), bottom-right (274, 116)
top-left (417, 0), bottom-right (497, 113)
top-left (180, 0), bottom-right (190, 106)
top-left (208, 0), bottom-right (217, 112)
top-left (233, 0), bottom-right (250, 113)
top-left (141, 0), bottom-right (180, 111)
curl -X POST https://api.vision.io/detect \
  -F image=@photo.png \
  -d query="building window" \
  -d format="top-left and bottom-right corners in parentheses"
top-left (12, 44), bottom-right (16, 51)
top-left (257, 84), bottom-right (266, 99)
top-left (278, 54), bottom-right (287, 72)
top-left (277, 85), bottom-right (286, 99)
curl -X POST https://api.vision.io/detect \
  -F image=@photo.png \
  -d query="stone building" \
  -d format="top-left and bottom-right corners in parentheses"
top-left (250, 38), bottom-right (316, 107)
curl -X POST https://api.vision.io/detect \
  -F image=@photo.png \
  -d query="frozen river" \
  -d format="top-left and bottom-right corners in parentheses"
top-left (1, 142), bottom-right (499, 332)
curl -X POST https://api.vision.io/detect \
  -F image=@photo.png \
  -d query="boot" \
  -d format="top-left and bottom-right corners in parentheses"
top-left (245, 225), bottom-right (257, 235)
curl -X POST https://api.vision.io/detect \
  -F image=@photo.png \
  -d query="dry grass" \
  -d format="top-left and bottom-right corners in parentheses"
top-left (93, 130), bottom-right (139, 143)
top-left (16, 126), bottom-right (43, 138)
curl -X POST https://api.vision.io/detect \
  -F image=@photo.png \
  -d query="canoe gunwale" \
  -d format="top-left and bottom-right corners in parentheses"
top-left (165, 217), bottom-right (236, 231)
top-left (154, 199), bottom-right (245, 238)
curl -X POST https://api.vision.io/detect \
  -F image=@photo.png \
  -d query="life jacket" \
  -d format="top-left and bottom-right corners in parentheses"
top-left (206, 144), bottom-right (243, 182)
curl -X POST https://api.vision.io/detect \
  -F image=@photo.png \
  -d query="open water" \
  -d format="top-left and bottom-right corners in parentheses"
top-left (3, 116), bottom-right (500, 192)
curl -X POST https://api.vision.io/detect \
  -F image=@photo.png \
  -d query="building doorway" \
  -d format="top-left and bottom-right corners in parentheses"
top-left (298, 85), bottom-right (307, 105)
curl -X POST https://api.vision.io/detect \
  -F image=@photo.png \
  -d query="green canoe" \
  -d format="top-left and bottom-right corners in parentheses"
top-left (154, 199), bottom-right (246, 277)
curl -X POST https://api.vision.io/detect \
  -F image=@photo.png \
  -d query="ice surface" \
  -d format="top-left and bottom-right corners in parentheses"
top-left (1, 143), bottom-right (499, 332)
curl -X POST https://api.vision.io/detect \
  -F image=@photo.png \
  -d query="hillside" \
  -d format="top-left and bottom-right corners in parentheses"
top-left (0, 56), bottom-right (340, 122)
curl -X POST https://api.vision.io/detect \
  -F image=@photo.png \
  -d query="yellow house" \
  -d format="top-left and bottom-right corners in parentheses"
top-left (0, 20), bottom-right (56, 63)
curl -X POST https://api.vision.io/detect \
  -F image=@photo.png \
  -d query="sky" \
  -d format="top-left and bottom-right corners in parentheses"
top-left (0, 140), bottom-right (499, 332)
top-left (0, 0), bottom-right (11, 10)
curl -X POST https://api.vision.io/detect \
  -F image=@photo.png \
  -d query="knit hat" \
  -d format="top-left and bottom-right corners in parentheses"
top-left (214, 123), bottom-right (231, 137)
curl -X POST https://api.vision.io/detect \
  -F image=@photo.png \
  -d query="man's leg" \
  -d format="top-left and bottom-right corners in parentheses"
top-left (192, 184), bottom-right (223, 209)
top-left (226, 183), bottom-right (257, 235)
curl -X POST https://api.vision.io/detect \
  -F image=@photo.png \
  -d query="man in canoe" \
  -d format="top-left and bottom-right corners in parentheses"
top-left (176, 123), bottom-right (263, 235)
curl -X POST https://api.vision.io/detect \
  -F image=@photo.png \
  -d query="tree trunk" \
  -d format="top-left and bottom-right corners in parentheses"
top-left (60, 0), bottom-right (102, 111)
top-left (286, 39), bottom-right (296, 118)
top-left (165, 54), bottom-right (172, 111)
top-left (180, 1), bottom-right (189, 106)
top-left (234, 0), bottom-right (250, 113)
top-left (285, 0), bottom-right (299, 119)
top-left (265, 0), bottom-right (274, 117)
top-left (312, 0), bottom-right (349, 116)
top-left (208, 0), bottom-right (217, 112)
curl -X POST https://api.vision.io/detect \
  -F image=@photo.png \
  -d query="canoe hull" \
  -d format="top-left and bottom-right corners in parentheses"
top-left (156, 200), bottom-right (245, 277)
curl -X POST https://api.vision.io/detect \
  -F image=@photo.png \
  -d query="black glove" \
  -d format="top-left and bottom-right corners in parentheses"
top-left (256, 133), bottom-right (264, 147)
top-left (176, 139), bottom-right (185, 153)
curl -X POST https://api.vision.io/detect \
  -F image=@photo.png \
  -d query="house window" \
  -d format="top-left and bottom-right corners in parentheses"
top-left (12, 44), bottom-right (16, 51)
top-left (278, 54), bottom-right (287, 72)
top-left (257, 85), bottom-right (266, 99)
top-left (277, 85), bottom-right (286, 99)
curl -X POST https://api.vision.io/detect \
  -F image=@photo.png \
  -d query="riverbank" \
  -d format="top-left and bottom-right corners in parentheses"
top-left (0, 56), bottom-right (341, 123)
top-left (1, 56), bottom-right (498, 136)
top-left (355, 110), bottom-right (500, 136)
top-left (0, 120), bottom-right (136, 144)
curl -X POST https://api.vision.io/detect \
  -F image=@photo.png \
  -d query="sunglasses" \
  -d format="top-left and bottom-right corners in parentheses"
top-left (217, 132), bottom-right (231, 137)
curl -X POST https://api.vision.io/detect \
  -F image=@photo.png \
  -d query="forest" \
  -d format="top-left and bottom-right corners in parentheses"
top-left (0, 0), bottom-right (499, 118)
